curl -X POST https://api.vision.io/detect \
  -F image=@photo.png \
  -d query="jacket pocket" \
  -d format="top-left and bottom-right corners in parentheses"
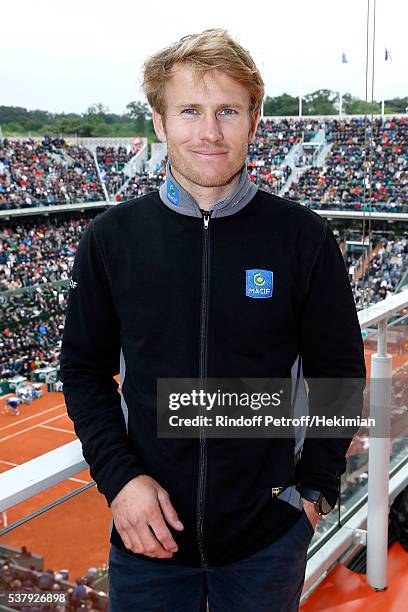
top-left (274, 485), bottom-right (303, 511)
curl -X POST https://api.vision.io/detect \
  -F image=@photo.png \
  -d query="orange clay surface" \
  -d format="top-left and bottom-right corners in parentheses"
top-left (301, 540), bottom-right (408, 611)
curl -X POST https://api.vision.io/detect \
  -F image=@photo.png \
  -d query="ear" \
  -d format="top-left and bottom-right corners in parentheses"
top-left (248, 110), bottom-right (260, 143)
top-left (152, 108), bottom-right (167, 143)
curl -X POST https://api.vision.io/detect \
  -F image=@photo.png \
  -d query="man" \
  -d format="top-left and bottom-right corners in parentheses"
top-left (60, 29), bottom-right (366, 611)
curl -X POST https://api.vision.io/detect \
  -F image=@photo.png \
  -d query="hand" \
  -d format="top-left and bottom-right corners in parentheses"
top-left (110, 474), bottom-right (184, 559)
top-left (301, 498), bottom-right (320, 531)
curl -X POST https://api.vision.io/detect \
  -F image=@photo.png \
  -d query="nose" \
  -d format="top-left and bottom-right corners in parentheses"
top-left (198, 113), bottom-right (224, 143)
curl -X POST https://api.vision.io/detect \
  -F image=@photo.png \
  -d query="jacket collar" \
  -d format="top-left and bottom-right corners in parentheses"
top-left (159, 159), bottom-right (258, 218)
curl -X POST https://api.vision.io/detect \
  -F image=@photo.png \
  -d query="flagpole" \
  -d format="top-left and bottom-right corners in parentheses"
top-left (298, 47), bottom-right (303, 118)
top-left (382, 48), bottom-right (391, 122)
top-left (260, 58), bottom-right (265, 119)
top-left (382, 49), bottom-right (385, 121)
top-left (340, 52), bottom-right (348, 118)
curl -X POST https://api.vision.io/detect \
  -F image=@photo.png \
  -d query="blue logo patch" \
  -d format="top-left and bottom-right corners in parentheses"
top-left (167, 181), bottom-right (180, 206)
top-left (246, 269), bottom-right (273, 298)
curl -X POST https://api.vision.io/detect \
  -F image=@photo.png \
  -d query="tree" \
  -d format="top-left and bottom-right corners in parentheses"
top-left (303, 89), bottom-right (337, 115)
top-left (125, 101), bottom-right (151, 132)
top-left (343, 94), bottom-right (381, 114)
top-left (384, 97), bottom-right (408, 113)
top-left (86, 103), bottom-right (110, 117)
top-left (47, 118), bottom-right (93, 137)
top-left (263, 94), bottom-right (299, 116)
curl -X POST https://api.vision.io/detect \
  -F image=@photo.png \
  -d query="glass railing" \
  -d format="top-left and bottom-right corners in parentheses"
top-left (388, 312), bottom-right (408, 471)
top-left (304, 202), bottom-right (408, 214)
top-left (0, 195), bottom-right (106, 211)
top-left (307, 300), bottom-right (408, 553)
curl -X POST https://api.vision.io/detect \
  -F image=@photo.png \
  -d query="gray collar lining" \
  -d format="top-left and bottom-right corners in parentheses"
top-left (159, 160), bottom-right (258, 218)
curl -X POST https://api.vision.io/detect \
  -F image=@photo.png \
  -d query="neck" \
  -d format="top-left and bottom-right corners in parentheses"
top-left (170, 165), bottom-right (242, 211)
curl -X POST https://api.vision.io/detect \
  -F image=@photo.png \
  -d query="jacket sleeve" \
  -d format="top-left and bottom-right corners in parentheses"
top-left (59, 217), bottom-right (146, 507)
top-left (295, 221), bottom-right (367, 508)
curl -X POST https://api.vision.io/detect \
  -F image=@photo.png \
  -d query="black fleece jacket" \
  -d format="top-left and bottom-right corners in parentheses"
top-left (60, 187), bottom-right (366, 567)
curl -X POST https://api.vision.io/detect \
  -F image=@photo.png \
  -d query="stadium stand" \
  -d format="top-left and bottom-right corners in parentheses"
top-left (0, 550), bottom-right (108, 611)
top-left (0, 137), bottom-right (104, 209)
top-left (283, 117), bottom-right (407, 211)
top-left (1, 118), bottom-right (407, 381)
top-left (1, 118), bottom-right (406, 211)
top-left (0, 137), bottom-right (144, 209)
top-left (1, 214), bottom-right (407, 379)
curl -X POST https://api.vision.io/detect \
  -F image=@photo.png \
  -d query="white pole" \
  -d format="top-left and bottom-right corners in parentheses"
top-left (339, 52), bottom-right (347, 117)
top-left (298, 47), bottom-right (303, 118)
top-left (381, 52), bottom-right (385, 123)
top-left (366, 318), bottom-right (392, 591)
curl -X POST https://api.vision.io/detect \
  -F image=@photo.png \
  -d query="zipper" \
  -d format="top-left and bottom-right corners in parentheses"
top-left (197, 209), bottom-right (211, 566)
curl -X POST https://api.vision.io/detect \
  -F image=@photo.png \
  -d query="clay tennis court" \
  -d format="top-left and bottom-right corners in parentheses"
top-left (0, 383), bottom-right (114, 580)
top-left (0, 345), bottom-right (407, 602)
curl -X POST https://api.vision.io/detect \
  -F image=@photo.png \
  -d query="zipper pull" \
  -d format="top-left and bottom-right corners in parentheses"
top-left (202, 210), bottom-right (211, 229)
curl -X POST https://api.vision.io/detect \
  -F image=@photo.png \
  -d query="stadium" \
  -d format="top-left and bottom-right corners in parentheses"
top-left (0, 1), bottom-right (407, 610)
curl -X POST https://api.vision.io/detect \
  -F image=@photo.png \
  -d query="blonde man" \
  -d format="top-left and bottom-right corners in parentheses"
top-left (61, 28), bottom-right (366, 611)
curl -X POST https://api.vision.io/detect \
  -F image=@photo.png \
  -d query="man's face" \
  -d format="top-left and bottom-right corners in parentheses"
top-left (152, 63), bottom-right (259, 188)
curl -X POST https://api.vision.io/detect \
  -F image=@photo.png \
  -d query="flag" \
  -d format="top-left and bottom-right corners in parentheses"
top-left (385, 48), bottom-right (392, 61)
top-left (342, 52), bottom-right (348, 63)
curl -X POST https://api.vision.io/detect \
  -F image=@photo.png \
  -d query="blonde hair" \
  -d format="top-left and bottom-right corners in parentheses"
top-left (142, 28), bottom-right (264, 125)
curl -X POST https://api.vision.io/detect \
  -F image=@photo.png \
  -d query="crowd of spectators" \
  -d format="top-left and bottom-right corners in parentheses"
top-left (0, 216), bottom-right (90, 291)
top-left (0, 553), bottom-right (108, 611)
top-left (0, 137), bottom-right (144, 210)
top-left (0, 215), bottom-right (92, 377)
top-left (0, 117), bottom-right (407, 379)
top-left (245, 118), bottom-right (320, 192)
top-left (284, 117), bottom-right (407, 211)
top-left (1, 118), bottom-right (406, 210)
top-left (1, 297), bottom-right (64, 379)
top-left (96, 143), bottom-right (141, 198)
top-left (0, 137), bottom-right (105, 209)
top-left (353, 235), bottom-right (408, 308)
top-left (1, 212), bottom-right (406, 379)
top-left (117, 116), bottom-right (320, 200)
top-left (118, 163), bottom-right (166, 200)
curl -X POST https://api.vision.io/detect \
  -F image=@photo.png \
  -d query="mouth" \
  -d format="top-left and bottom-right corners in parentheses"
top-left (191, 151), bottom-right (228, 158)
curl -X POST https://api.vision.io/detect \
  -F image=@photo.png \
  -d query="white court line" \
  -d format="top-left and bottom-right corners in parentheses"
top-left (0, 459), bottom-right (89, 485)
top-left (68, 476), bottom-right (90, 484)
top-left (40, 425), bottom-right (75, 435)
top-left (0, 403), bottom-right (66, 432)
top-left (0, 414), bottom-right (68, 443)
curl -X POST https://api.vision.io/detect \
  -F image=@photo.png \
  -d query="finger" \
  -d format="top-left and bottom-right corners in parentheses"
top-left (138, 523), bottom-right (174, 558)
top-left (148, 513), bottom-right (179, 552)
top-left (117, 525), bottom-right (143, 554)
top-left (157, 489), bottom-right (184, 530)
top-left (116, 520), bottom-right (167, 558)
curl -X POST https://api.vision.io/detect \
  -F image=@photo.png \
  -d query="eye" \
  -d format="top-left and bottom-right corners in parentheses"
top-left (181, 108), bottom-right (198, 115)
top-left (220, 109), bottom-right (237, 115)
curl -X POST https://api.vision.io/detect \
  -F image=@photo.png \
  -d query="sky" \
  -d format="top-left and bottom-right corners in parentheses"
top-left (1, 0), bottom-right (406, 115)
